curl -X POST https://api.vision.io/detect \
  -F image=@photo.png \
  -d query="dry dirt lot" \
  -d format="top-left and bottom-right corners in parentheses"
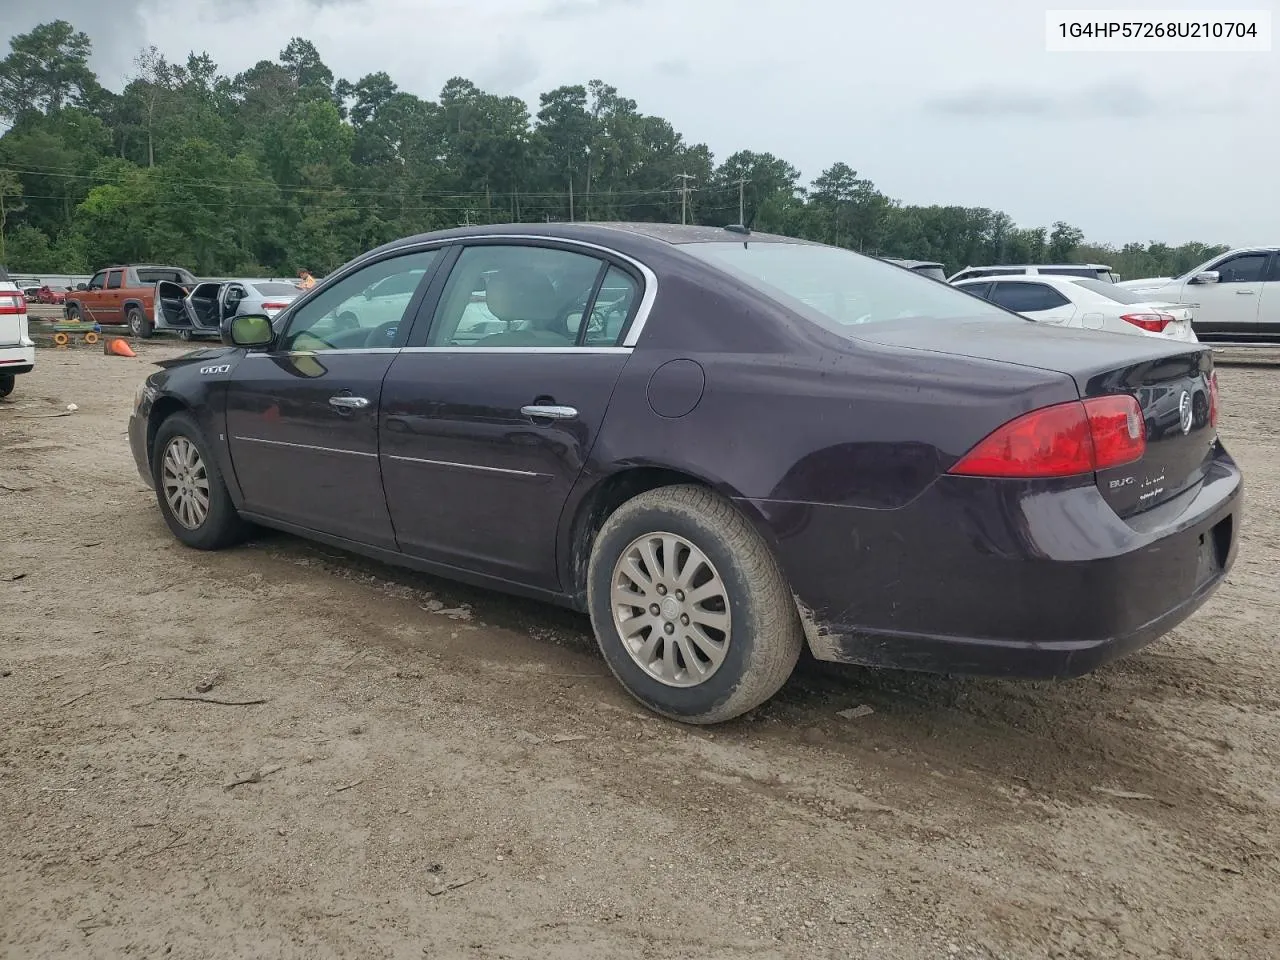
top-left (2, 343), bottom-right (1278, 960)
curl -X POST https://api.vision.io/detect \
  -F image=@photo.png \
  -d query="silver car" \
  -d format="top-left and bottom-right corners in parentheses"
top-left (154, 278), bottom-right (302, 340)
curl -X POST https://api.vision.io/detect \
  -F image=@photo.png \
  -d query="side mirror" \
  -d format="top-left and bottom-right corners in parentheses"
top-left (1191, 270), bottom-right (1220, 285)
top-left (76, 283), bottom-right (88, 291)
top-left (225, 313), bottom-right (274, 348)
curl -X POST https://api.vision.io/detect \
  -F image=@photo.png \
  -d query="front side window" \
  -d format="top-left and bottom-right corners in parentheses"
top-left (428, 244), bottom-right (630, 347)
top-left (682, 241), bottom-right (1016, 332)
top-left (1213, 253), bottom-right (1268, 284)
top-left (87, 272), bottom-right (106, 290)
top-left (280, 248), bottom-right (440, 352)
top-left (990, 282), bottom-right (1071, 312)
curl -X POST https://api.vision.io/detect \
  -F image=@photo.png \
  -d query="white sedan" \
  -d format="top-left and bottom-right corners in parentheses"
top-left (953, 274), bottom-right (1198, 342)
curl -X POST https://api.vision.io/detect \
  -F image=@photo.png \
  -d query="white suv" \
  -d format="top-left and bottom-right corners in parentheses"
top-left (1117, 246), bottom-right (1279, 343)
top-left (0, 268), bottom-right (35, 399)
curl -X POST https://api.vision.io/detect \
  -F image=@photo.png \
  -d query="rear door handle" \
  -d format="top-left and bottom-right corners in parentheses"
top-left (329, 395), bottom-right (370, 410)
top-left (1235, 289), bottom-right (1255, 295)
top-left (521, 404), bottom-right (577, 420)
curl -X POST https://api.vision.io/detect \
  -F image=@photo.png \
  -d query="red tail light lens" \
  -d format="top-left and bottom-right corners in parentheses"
top-left (949, 396), bottom-right (1146, 479)
top-left (0, 292), bottom-right (27, 315)
top-left (262, 301), bottom-right (289, 311)
top-left (1120, 312), bottom-right (1173, 333)
top-left (1209, 370), bottom-right (1220, 427)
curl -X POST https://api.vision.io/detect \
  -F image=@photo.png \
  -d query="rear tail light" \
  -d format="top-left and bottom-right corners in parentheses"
top-left (1120, 312), bottom-right (1174, 333)
top-left (262, 301), bottom-right (289, 311)
top-left (0, 292), bottom-right (27, 315)
top-left (948, 395), bottom-right (1146, 479)
top-left (1209, 370), bottom-right (1220, 427)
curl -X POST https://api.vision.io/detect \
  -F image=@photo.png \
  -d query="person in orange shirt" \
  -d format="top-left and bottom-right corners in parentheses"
top-left (296, 268), bottom-right (316, 289)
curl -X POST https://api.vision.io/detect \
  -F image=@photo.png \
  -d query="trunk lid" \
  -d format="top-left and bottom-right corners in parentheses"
top-left (853, 318), bottom-right (1217, 518)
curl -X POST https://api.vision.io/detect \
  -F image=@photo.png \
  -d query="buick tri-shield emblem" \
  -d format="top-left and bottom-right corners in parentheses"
top-left (1178, 390), bottom-right (1193, 434)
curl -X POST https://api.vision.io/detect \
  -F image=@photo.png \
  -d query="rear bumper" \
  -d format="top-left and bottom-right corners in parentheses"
top-left (128, 412), bottom-right (154, 489)
top-left (749, 443), bottom-right (1243, 679)
top-left (0, 345), bottom-right (35, 374)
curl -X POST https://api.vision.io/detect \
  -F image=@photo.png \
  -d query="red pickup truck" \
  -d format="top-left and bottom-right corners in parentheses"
top-left (65, 264), bottom-right (198, 338)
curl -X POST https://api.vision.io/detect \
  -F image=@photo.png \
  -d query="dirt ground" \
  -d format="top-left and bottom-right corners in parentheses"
top-left (2, 342), bottom-right (1278, 960)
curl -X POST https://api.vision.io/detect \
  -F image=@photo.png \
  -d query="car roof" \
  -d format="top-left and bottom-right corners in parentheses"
top-left (377, 222), bottom-right (815, 260)
top-left (955, 263), bottom-right (1114, 271)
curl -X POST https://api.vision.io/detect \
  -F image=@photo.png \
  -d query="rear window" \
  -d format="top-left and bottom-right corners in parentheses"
top-left (253, 282), bottom-right (299, 297)
top-left (912, 265), bottom-right (947, 282)
top-left (137, 267), bottom-right (196, 284)
top-left (682, 241), bottom-right (1017, 331)
top-left (1066, 277), bottom-right (1150, 304)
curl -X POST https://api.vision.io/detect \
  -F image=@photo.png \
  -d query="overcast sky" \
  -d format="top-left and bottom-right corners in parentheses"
top-left (2, 0), bottom-right (1276, 247)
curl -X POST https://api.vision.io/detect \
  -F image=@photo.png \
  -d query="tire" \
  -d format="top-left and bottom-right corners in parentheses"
top-left (0, 373), bottom-right (14, 399)
top-left (586, 484), bottom-right (803, 724)
top-left (152, 411), bottom-right (249, 550)
top-left (127, 305), bottom-right (154, 339)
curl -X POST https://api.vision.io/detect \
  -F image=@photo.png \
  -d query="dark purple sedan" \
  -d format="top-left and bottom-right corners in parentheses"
top-left (127, 223), bottom-right (1242, 724)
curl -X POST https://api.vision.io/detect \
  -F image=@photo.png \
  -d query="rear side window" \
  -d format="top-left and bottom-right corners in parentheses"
top-left (136, 268), bottom-right (195, 284)
top-left (958, 282), bottom-right (993, 300)
top-left (682, 241), bottom-right (1015, 332)
top-left (990, 282), bottom-right (1071, 312)
top-left (106, 270), bottom-right (123, 289)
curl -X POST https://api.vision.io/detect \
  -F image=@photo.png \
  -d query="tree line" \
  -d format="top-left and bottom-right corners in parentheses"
top-left (0, 20), bottom-right (1229, 280)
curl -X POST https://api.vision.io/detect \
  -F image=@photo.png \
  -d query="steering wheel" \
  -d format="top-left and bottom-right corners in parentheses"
top-left (363, 321), bottom-right (399, 348)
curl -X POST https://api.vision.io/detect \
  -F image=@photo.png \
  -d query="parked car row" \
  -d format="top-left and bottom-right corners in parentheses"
top-left (914, 247), bottom-right (1279, 344)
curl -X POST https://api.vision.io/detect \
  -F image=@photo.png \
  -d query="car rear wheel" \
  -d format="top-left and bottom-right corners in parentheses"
top-left (127, 305), bottom-right (154, 339)
top-left (587, 484), bottom-right (803, 724)
top-left (152, 412), bottom-right (249, 550)
top-left (0, 373), bottom-right (14, 399)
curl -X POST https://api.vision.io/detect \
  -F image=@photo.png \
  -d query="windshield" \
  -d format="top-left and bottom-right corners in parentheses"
top-left (1066, 277), bottom-right (1151, 304)
top-left (253, 282), bottom-right (299, 297)
top-left (682, 241), bottom-right (1017, 330)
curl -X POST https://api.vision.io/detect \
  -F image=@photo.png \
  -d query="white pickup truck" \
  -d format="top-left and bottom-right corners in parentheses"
top-left (0, 268), bottom-right (35, 398)
top-left (1118, 246), bottom-right (1280, 344)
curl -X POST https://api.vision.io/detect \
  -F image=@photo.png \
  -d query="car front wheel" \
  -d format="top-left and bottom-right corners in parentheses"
top-left (152, 412), bottom-right (249, 550)
top-left (0, 373), bottom-right (14, 399)
top-left (587, 484), bottom-right (803, 724)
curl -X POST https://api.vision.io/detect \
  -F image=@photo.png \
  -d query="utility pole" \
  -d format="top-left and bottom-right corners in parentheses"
top-left (676, 173), bottom-right (696, 225)
top-left (732, 176), bottom-right (749, 226)
top-left (568, 172), bottom-right (574, 222)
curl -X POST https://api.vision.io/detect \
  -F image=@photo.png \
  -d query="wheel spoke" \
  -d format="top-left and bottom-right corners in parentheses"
top-left (673, 542), bottom-right (709, 588)
top-left (662, 634), bottom-right (679, 680)
top-left (639, 538), bottom-right (663, 584)
top-left (684, 626), bottom-right (727, 669)
top-left (620, 557), bottom-right (653, 593)
top-left (689, 607), bottom-right (730, 633)
top-left (610, 583), bottom-right (645, 611)
top-left (685, 580), bottom-right (723, 606)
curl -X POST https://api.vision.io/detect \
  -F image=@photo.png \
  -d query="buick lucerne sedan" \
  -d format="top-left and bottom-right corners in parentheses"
top-left (128, 223), bottom-right (1242, 724)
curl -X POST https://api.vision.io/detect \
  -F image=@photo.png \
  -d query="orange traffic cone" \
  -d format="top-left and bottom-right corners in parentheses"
top-left (105, 337), bottom-right (136, 358)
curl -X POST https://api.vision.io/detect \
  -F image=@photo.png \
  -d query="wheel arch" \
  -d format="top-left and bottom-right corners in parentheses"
top-left (145, 395), bottom-right (191, 473)
top-left (122, 298), bottom-right (145, 313)
top-left (560, 463), bottom-right (778, 609)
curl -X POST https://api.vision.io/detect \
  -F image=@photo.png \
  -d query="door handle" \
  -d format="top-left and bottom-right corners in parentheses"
top-left (329, 395), bottom-right (370, 410)
top-left (521, 404), bottom-right (577, 420)
top-left (1235, 289), bottom-right (1254, 295)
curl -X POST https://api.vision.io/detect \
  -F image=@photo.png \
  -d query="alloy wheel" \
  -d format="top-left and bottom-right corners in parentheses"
top-left (161, 436), bottom-right (211, 530)
top-left (609, 532), bottom-right (732, 687)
